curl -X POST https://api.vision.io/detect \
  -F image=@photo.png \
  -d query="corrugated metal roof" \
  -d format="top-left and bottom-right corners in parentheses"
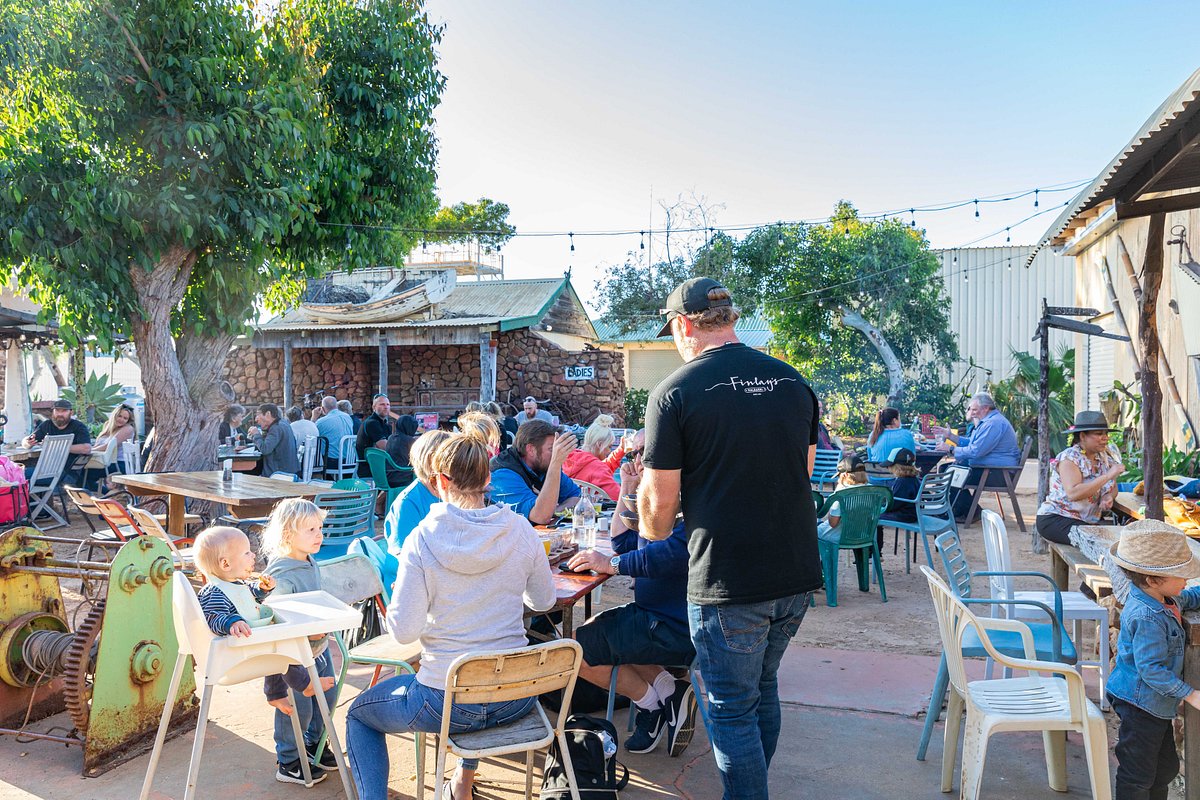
top-left (257, 276), bottom-right (568, 332)
top-left (1028, 67), bottom-right (1200, 265)
top-left (595, 312), bottom-right (773, 348)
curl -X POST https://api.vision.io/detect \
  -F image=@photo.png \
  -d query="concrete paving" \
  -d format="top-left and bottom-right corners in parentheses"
top-left (0, 643), bottom-right (1117, 799)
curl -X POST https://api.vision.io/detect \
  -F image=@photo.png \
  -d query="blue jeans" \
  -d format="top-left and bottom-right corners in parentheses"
top-left (346, 673), bottom-right (537, 800)
top-left (689, 593), bottom-right (812, 800)
top-left (272, 649), bottom-right (335, 765)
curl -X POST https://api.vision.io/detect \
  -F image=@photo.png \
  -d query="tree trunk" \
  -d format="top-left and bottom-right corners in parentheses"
top-left (840, 308), bottom-right (904, 402)
top-left (127, 246), bottom-right (237, 473)
top-left (1140, 215), bottom-right (1166, 521)
top-left (37, 346), bottom-right (67, 389)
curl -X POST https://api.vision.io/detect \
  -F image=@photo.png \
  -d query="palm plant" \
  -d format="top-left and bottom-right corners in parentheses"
top-left (989, 347), bottom-right (1075, 453)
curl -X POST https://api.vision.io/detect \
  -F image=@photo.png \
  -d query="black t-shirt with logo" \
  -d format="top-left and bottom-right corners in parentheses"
top-left (643, 343), bottom-right (821, 605)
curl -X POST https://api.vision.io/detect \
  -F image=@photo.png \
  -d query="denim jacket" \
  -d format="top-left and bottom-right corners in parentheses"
top-left (1107, 583), bottom-right (1200, 719)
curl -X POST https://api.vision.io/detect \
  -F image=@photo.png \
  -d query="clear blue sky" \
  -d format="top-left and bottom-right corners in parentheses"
top-left (425, 1), bottom-right (1199, 308)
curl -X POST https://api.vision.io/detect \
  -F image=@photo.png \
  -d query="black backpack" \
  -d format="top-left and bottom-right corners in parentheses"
top-left (541, 714), bottom-right (629, 800)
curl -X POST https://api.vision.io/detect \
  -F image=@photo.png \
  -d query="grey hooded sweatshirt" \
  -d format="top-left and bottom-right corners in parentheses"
top-left (387, 501), bottom-right (556, 690)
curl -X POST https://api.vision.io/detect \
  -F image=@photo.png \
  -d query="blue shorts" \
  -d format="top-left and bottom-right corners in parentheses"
top-left (576, 603), bottom-right (694, 668)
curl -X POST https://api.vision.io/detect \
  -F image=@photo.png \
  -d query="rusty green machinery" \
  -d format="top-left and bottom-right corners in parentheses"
top-left (0, 526), bottom-right (196, 775)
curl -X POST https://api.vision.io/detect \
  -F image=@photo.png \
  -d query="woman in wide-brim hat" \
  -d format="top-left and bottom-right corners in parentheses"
top-left (1036, 411), bottom-right (1126, 545)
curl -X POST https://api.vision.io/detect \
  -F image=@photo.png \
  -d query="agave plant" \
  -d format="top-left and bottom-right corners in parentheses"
top-left (989, 347), bottom-right (1075, 454)
top-left (60, 372), bottom-right (126, 425)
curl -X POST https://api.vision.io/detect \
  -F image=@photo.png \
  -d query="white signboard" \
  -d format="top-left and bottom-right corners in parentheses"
top-left (564, 365), bottom-right (594, 381)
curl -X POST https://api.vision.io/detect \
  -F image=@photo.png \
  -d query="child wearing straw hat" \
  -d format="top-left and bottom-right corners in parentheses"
top-left (1107, 519), bottom-right (1200, 799)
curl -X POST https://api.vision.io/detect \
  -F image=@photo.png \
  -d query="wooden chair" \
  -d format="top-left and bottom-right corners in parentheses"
top-left (417, 639), bottom-right (585, 800)
top-left (961, 435), bottom-right (1033, 531)
top-left (127, 506), bottom-right (196, 566)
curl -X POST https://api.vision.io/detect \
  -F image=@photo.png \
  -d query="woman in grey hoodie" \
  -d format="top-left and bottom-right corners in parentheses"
top-left (346, 433), bottom-right (556, 800)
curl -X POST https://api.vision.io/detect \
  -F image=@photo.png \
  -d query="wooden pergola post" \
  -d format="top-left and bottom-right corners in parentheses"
top-left (1140, 213), bottom-right (1166, 521)
top-left (282, 338), bottom-right (293, 410)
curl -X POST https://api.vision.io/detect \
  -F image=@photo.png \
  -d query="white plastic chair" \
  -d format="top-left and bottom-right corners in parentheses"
top-left (415, 639), bottom-right (585, 800)
top-left (574, 480), bottom-right (609, 503)
top-left (121, 440), bottom-right (143, 474)
top-left (28, 434), bottom-right (74, 530)
top-left (921, 565), bottom-right (1110, 800)
top-left (980, 509), bottom-right (1111, 709)
top-left (140, 573), bottom-right (360, 800)
top-left (299, 435), bottom-right (318, 483)
top-left (326, 433), bottom-right (358, 481)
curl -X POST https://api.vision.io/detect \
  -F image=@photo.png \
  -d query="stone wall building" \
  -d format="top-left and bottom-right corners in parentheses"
top-left (240, 271), bottom-right (625, 424)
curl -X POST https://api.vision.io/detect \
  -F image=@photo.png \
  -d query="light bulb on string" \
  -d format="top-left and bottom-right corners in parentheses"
top-left (910, 209), bottom-right (916, 228)
top-left (639, 231), bottom-right (645, 250)
top-left (421, 239), bottom-right (427, 253)
top-left (964, 272), bottom-right (969, 284)
top-left (708, 227), bottom-right (715, 246)
top-left (777, 224), bottom-right (785, 247)
top-left (1034, 189), bottom-right (1040, 208)
top-left (952, 251), bottom-right (958, 267)
top-left (1005, 227), bottom-right (1010, 243)
top-left (974, 200), bottom-right (980, 218)
top-left (1007, 258), bottom-right (1012, 271)
top-left (569, 232), bottom-right (575, 253)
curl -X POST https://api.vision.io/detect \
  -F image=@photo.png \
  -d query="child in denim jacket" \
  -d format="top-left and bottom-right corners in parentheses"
top-left (1107, 519), bottom-right (1200, 799)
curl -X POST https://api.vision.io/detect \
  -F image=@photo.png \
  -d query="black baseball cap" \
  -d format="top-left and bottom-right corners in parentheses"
top-left (655, 277), bottom-right (733, 337)
top-left (52, 399), bottom-right (73, 410)
top-left (882, 447), bottom-right (917, 467)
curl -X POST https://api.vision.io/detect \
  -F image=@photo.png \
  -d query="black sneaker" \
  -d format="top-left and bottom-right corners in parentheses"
top-left (625, 703), bottom-right (667, 754)
top-left (276, 759), bottom-right (327, 785)
top-left (307, 744), bottom-right (339, 771)
top-left (665, 679), bottom-right (698, 757)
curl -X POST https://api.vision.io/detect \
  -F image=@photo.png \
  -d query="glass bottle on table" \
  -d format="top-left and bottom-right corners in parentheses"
top-left (572, 494), bottom-right (596, 550)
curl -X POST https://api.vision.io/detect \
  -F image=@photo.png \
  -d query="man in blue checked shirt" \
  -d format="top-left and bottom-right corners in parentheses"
top-left (933, 391), bottom-right (1021, 522)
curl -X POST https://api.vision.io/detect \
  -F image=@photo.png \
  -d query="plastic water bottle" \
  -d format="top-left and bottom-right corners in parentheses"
top-left (572, 495), bottom-right (597, 550)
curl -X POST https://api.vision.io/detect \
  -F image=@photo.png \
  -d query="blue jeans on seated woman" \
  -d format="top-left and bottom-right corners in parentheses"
top-left (346, 673), bottom-right (536, 800)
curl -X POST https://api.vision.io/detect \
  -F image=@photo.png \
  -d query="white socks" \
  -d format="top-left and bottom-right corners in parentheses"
top-left (633, 685), bottom-right (660, 710)
top-left (652, 670), bottom-right (676, 703)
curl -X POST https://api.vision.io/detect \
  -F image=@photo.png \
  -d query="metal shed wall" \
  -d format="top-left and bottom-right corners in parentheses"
top-left (934, 246), bottom-right (1076, 388)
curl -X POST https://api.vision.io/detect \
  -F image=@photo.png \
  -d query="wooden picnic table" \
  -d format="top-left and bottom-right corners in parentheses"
top-left (112, 471), bottom-right (341, 538)
top-left (1113, 491), bottom-right (1143, 520)
top-left (1050, 528), bottom-right (1200, 799)
top-left (535, 523), bottom-right (613, 639)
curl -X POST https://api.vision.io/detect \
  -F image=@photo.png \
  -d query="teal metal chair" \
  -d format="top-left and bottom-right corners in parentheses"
top-left (916, 528), bottom-right (1077, 761)
top-left (364, 449), bottom-right (413, 512)
top-left (811, 449), bottom-right (842, 492)
top-left (313, 489), bottom-right (376, 561)
top-left (883, 470), bottom-right (957, 574)
top-left (815, 485), bottom-right (891, 607)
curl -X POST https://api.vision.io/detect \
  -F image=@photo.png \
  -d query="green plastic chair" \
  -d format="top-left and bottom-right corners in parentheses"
top-left (815, 485), bottom-right (892, 607)
top-left (313, 489), bottom-right (376, 561)
top-left (364, 449), bottom-right (413, 512)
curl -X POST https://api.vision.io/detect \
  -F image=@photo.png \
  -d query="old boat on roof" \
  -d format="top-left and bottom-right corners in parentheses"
top-left (301, 268), bottom-right (457, 324)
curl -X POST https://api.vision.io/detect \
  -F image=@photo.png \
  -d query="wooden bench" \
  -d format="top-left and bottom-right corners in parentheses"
top-left (1048, 541), bottom-right (1113, 598)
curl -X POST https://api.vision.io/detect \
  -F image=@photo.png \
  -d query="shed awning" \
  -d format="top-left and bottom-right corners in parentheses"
top-left (1028, 67), bottom-right (1200, 265)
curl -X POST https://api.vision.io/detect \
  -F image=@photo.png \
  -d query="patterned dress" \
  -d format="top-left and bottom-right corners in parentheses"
top-left (1036, 444), bottom-right (1121, 524)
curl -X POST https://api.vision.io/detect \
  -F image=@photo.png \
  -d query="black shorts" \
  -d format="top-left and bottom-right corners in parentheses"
top-left (575, 603), bottom-right (695, 668)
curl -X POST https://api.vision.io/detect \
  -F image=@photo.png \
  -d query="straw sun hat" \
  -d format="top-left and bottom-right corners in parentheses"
top-left (1109, 519), bottom-right (1200, 579)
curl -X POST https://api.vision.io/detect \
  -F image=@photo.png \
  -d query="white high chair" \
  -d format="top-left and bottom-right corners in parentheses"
top-left (139, 572), bottom-right (361, 800)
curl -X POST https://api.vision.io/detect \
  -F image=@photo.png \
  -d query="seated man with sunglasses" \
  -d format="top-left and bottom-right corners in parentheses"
top-left (565, 429), bottom-right (698, 758)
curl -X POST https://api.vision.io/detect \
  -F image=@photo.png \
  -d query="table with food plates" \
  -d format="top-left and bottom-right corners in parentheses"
top-left (112, 471), bottom-right (343, 538)
top-left (1, 443), bottom-right (41, 463)
top-left (534, 521), bottom-right (613, 639)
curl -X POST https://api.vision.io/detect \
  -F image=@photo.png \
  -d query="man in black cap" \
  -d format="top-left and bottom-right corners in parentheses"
top-left (637, 276), bottom-right (822, 800)
top-left (24, 399), bottom-right (93, 484)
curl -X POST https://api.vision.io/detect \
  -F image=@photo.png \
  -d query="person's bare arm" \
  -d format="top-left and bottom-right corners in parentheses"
top-left (528, 433), bottom-right (576, 525)
top-left (69, 442), bottom-right (92, 455)
top-left (1058, 458), bottom-right (1124, 502)
top-left (638, 466), bottom-right (681, 541)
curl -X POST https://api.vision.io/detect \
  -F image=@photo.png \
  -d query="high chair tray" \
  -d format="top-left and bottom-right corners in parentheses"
top-left (227, 590), bottom-right (361, 646)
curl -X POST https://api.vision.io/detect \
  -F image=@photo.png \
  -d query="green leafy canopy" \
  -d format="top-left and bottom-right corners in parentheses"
top-left (0, 0), bottom-right (445, 348)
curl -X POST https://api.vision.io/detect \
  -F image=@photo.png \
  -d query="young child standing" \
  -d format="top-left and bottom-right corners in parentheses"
top-left (194, 526), bottom-right (276, 638)
top-left (261, 499), bottom-right (338, 785)
top-left (1107, 519), bottom-right (1200, 799)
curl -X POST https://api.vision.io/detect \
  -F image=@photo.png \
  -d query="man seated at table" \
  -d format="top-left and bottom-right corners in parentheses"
top-left (489, 419), bottom-right (580, 524)
top-left (338, 399), bottom-right (362, 435)
top-left (286, 405), bottom-right (320, 453)
top-left (356, 394), bottom-right (395, 477)
top-left (566, 430), bottom-right (698, 757)
top-left (247, 403), bottom-right (299, 477)
top-left (23, 398), bottom-right (92, 485)
top-left (315, 396), bottom-right (354, 474)
top-left (931, 391), bottom-right (1021, 522)
top-left (517, 395), bottom-right (554, 426)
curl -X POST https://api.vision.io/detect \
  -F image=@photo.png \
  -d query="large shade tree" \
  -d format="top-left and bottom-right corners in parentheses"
top-left (0, 0), bottom-right (444, 469)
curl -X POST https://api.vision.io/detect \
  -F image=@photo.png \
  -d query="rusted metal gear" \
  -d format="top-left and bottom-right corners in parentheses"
top-left (63, 600), bottom-right (104, 735)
